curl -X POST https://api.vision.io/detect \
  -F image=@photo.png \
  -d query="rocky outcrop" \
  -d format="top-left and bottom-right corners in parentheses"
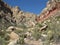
top-left (36, 0), bottom-right (60, 22)
top-left (0, 0), bottom-right (14, 30)
top-left (0, 0), bottom-right (37, 30)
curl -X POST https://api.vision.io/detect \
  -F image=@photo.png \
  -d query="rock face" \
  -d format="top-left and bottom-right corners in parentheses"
top-left (36, 0), bottom-right (60, 22)
top-left (0, 0), bottom-right (37, 30)
top-left (1, 0), bottom-right (60, 29)
top-left (0, 0), bottom-right (60, 28)
top-left (0, 0), bottom-right (14, 30)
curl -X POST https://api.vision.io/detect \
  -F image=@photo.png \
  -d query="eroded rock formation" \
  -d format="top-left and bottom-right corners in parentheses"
top-left (36, 0), bottom-right (60, 22)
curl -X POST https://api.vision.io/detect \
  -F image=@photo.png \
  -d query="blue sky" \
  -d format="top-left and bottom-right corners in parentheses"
top-left (3, 0), bottom-right (48, 14)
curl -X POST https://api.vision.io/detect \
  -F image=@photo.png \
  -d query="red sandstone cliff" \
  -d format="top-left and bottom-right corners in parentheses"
top-left (36, 0), bottom-right (60, 22)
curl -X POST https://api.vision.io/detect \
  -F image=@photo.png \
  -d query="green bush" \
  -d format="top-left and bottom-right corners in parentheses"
top-left (32, 28), bottom-right (41, 40)
top-left (17, 34), bottom-right (25, 45)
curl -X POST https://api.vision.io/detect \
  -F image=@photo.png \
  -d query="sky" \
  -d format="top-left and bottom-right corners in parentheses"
top-left (3, 0), bottom-right (48, 14)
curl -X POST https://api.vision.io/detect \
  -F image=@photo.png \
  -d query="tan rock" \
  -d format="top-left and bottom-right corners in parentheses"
top-left (12, 6), bottom-right (20, 14)
top-left (8, 40), bottom-right (17, 45)
top-left (6, 26), bottom-right (20, 45)
top-left (8, 31), bottom-right (19, 45)
top-left (9, 32), bottom-right (19, 40)
top-left (6, 26), bottom-right (15, 32)
top-left (25, 32), bottom-right (32, 38)
top-left (40, 25), bottom-right (48, 31)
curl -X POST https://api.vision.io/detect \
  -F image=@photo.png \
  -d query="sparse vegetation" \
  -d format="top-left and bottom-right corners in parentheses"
top-left (32, 28), bottom-right (41, 40)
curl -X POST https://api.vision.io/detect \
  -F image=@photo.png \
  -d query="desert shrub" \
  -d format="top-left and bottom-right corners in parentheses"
top-left (40, 16), bottom-right (60, 45)
top-left (36, 23), bottom-right (43, 27)
top-left (0, 37), bottom-right (7, 45)
top-left (43, 17), bottom-right (60, 43)
top-left (17, 33), bottom-right (25, 45)
top-left (32, 28), bottom-right (41, 40)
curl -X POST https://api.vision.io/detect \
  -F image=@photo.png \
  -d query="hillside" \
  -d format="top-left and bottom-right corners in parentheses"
top-left (0, 0), bottom-right (60, 45)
